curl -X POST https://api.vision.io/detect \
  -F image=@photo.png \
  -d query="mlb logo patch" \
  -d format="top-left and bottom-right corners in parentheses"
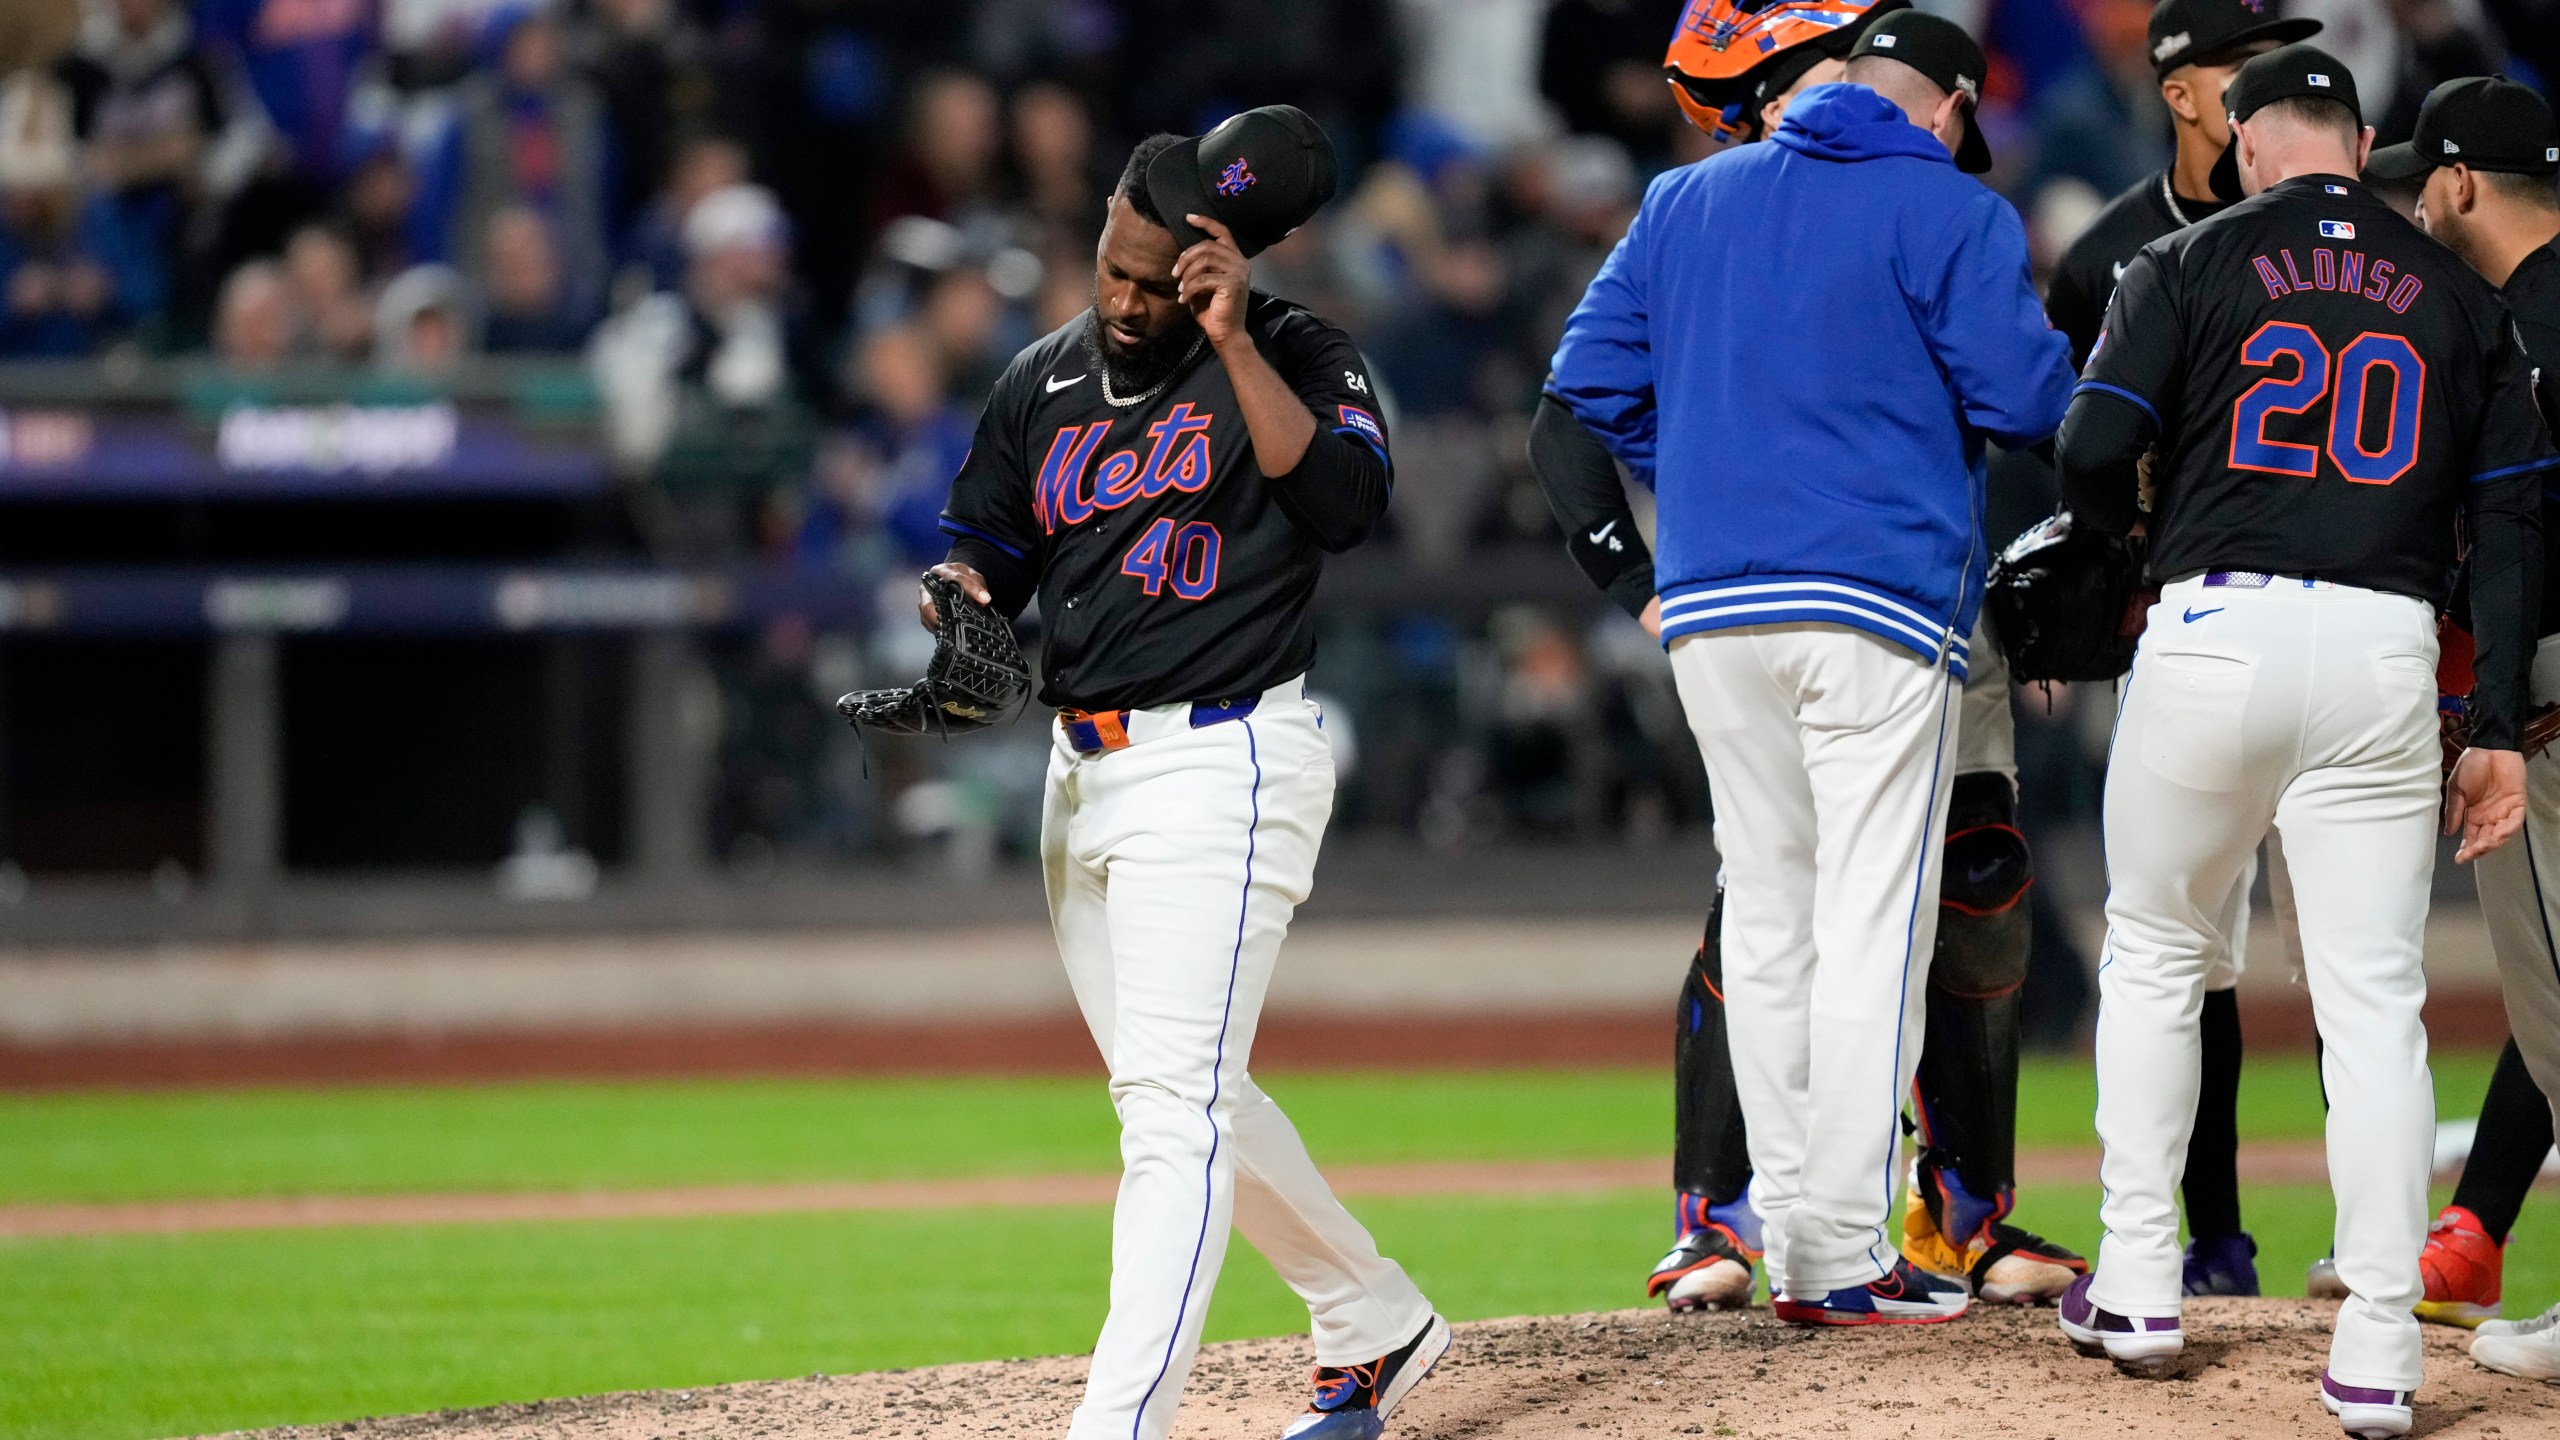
top-left (2307, 72), bottom-right (2331, 87)
top-left (1871, 32), bottom-right (1896, 46)
top-left (2324, 183), bottom-right (2348, 194)
top-left (1337, 405), bottom-right (1384, 447)
top-left (2319, 220), bottom-right (2356, 239)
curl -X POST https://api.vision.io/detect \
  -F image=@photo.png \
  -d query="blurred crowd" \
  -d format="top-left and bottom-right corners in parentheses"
top-left (1, 0), bottom-right (2552, 867)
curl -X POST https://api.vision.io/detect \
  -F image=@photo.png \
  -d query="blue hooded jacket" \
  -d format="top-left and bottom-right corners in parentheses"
top-left (1547, 83), bottom-right (2071, 677)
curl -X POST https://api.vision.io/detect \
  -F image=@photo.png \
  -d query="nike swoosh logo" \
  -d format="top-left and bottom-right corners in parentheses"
top-left (2183, 606), bottom-right (2223, 623)
top-left (1967, 858), bottom-right (2006, 886)
top-left (1045, 373), bottom-right (1086, 393)
top-left (1588, 519), bottom-right (1618, 545)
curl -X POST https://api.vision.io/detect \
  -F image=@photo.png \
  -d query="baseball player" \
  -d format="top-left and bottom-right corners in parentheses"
top-left (1540, 0), bottom-right (2085, 1315)
top-left (1550, 8), bottom-right (2074, 1325)
top-left (929, 111), bottom-right (1445, 1440)
top-left (2371, 74), bottom-right (2560, 1373)
top-left (2043, 0), bottom-right (2327, 1299)
top-left (2051, 45), bottom-right (2548, 1437)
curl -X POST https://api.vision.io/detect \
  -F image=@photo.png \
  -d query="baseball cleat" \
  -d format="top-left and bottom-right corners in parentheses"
top-left (1649, 1192), bottom-right (1763, 1312)
top-left (2317, 1371), bottom-right (2414, 1438)
top-left (2306, 1253), bottom-right (2349, 1301)
top-left (2414, 1205), bottom-right (2503, 1328)
top-left (2056, 1274), bottom-right (2183, 1375)
top-left (2181, 1231), bottom-right (2261, 1297)
top-left (1280, 1313), bottom-right (1450, 1440)
top-left (2471, 1302), bottom-right (2560, 1380)
top-left (1901, 1165), bottom-right (2082, 1305)
top-left (1648, 1227), bottom-right (1757, 1311)
top-left (1772, 1257), bottom-right (1969, 1327)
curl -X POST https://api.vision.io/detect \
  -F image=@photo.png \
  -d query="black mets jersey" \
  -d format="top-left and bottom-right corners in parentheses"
top-left (938, 293), bottom-right (1391, 712)
top-left (2063, 173), bottom-right (2555, 744)
top-left (2045, 172), bottom-right (2235, 370)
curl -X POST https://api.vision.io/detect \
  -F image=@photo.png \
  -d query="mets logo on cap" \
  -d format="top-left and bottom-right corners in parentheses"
top-left (1216, 158), bottom-right (1257, 197)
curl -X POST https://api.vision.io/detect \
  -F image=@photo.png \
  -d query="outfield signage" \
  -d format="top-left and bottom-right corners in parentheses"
top-left (0, 568), bottom-right (868, 635)
top-left (0, 404), bottom-right (607, 498)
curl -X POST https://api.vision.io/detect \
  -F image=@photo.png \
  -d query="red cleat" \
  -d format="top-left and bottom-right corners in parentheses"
top-left (2414, 1205), bottom-right (2503, 1329)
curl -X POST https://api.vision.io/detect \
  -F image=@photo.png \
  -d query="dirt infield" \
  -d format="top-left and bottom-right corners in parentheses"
top-left (219, 1300), bottom-right (2558, 1440)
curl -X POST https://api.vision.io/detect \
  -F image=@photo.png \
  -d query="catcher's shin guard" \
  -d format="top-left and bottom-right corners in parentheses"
top-left (1912, 772), bottom-right (2032, 1210)
top-left (1673, 888), bottom-right (1753, 1210)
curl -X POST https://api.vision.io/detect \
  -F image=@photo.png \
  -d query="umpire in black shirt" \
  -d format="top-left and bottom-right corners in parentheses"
top-left (2053, 45), bottom-right (2551, 1434)
top-left (2376, 74), bottom-right (2560, 1383)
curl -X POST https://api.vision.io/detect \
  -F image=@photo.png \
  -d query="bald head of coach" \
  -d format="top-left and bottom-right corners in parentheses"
top-left (1545, 9), bottom-right (2074, 1325)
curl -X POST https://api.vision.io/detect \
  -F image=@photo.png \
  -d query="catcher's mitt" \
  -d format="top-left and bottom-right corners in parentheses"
top-left (837, 571), bottom-right (1031, 736)
top-left (1986, 512), bottom-right (2151, 684)
top-left (2437, 699), bottom-right (2560, 776)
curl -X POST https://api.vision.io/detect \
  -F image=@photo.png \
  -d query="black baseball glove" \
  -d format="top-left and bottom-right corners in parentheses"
top-left (1985, 513), bottom-right (2151, 684)
top-left (836, 571), bottom-right (1031, 736)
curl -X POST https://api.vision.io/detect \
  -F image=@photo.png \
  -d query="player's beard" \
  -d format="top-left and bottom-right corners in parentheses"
top-left (1080, 302), bottom-right (1200, 397)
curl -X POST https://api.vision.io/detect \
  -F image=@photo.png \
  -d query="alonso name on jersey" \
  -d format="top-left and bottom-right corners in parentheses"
top-left (939, 292), bottom-right (1391, 713)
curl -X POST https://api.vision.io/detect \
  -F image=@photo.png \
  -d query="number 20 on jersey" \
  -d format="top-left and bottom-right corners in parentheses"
top-left (2230, 321), bottom-right (2424, 484)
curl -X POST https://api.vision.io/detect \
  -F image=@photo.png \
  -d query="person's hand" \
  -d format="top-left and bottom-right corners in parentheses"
top-left (2446, 746), bottom-right (2527, 863)
top-left (1174, 214), bottom-right (1251, 351)
top-left (917, 562), bottom-right (991, 631)
top-left (1640, 595), bottom-right (1663, 640)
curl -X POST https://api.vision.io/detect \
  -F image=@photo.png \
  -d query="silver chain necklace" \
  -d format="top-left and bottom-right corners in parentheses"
top-left (1098, 335), bottom-right (1206, 409)
top-left (2161, 171), bottom-right (2194, 228)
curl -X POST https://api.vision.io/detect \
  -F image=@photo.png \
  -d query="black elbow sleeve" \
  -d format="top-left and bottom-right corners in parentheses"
top-left (2055, 392), bottom-right (2153, 536)
top-left (1531, 394), bottom-right (1654, 617)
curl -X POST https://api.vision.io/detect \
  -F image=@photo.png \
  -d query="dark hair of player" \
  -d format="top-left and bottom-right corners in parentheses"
top-left (2481, 169), bottom-right (2560, 210)
top-left (2249, 94), bottom-right (2359, 146)
top-left (1115, 134), bottom-right (1185, 228)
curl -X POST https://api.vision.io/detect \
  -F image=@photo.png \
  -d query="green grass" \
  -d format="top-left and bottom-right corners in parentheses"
top-left (0, 1052), bottom-right (2510, 1205)
top-left (0, 1053), bottom-right (2542, 1439)
top-left (7, 1184), bottom-right (2560, 1440)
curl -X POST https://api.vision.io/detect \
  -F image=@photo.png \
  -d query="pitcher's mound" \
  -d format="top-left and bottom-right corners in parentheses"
top-left (236, 1299), bottom-right (2557, 1440)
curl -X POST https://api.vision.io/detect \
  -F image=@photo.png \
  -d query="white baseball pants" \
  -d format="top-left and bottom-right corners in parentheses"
top-left (1043, 677), bottom-right (1433, 1440)
top-left (2473, 635), bottom-right (2560, 1149)
top-left (1670, 622), bottom-right (1961, 1296)
top-left (2091, 577), bottom-right (2439, 1393)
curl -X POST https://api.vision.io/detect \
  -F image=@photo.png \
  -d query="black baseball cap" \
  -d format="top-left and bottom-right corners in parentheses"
top-left (2367, 76), bottom-right (2560, 182)
top-left (2146, 0), bottom-right (2320, 78)
top-left (2223, 42), bottom-right (2362, 127)
top-left (1847, 9), bottom-right (1991, 173)
top-left (1144, 106), bottom-right (1339, 258)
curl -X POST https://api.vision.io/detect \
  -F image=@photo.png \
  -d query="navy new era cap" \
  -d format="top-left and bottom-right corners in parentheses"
top-left (2367, 76), bottom-right (2560, 182)
top-left (1847, 9), bottom-right (1992, 173)
top-left (1145, 106), bottom-right (1339, 258)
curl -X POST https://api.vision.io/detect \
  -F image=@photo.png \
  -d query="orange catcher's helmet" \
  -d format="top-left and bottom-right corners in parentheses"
top-left (1665, 0), bottom-right (1906, 141)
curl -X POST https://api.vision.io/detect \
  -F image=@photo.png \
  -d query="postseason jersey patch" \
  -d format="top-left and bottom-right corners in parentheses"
top-left (1337, 404), bottom-right (1385, 451)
